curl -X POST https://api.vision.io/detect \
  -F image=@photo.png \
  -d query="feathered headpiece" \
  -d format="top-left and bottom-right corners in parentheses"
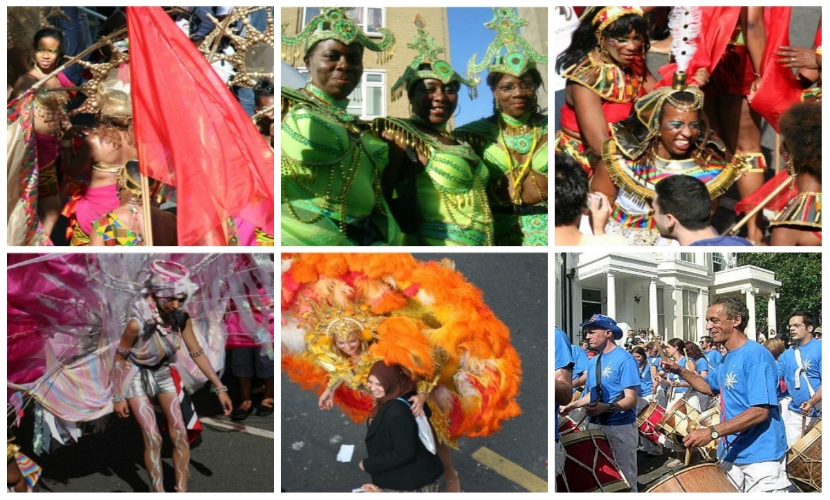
top-left (391, 14), bottom-right (476, 102)
top-left (145, 260), bottom-right (198, 298)
top-left (281, 7), bottom-right (396, 65)
top-left (467, 8), bottom-right (547, 85)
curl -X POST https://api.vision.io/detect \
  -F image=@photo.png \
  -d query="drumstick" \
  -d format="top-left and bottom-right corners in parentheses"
top-left (685, 422), bottom-right (697, 466)
top-left (801, 415), bottom-right (807, 438)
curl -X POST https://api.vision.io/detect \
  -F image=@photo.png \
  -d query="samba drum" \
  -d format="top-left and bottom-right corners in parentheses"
top-left (646, 463), bottom-right (739, 492)
top-left (696, 407), bottom-right (721, 453)
top-left (659, 399), bottom-right (703, 443)
top-left (787, 419), bottom-right (822, 492)
top-left (558, 416), bottom-right (580, 437)
top-left (637, 401), bottom-right (667, 444)
top-left (555, 430), bottom-right (631, 492)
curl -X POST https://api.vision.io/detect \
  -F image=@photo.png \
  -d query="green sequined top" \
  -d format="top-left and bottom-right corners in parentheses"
top-left (454, 113), bottom-right (548, 246)
top-left (373, 117), bottom-right (494, 246)
top-left (281, 85), bottom-right (400, 246)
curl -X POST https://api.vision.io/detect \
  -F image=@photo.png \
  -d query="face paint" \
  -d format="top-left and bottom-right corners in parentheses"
top-left (132, 397), bottom-right (164, 492)
top-left (166, 395), bottom-right (190, 492)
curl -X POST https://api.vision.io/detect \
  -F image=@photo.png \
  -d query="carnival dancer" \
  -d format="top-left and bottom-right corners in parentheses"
top-left (111, 260), bottom-right (233, 492)
top-left (769, 101), bottom-right (821, 246)
top-left (372, 16), bottom-right (492, 246)
top-left (454, 8), bottom-right (548, 245)
top-left (561, 314), bottom-right (639, 491)
top-left (281, 8), bottom-right (399, 245)
top-left (554, 7), bottom-right (656, 175)
top-left (89, 161), bottom-right (177, 246)
top-left (661, 297), bottom-right (790, 493)
top-left (591, 75), bottom-right (745, 246)
top-left (777, 311), bottom-right (822, 447)
top-left (7, 428), bottom-right (42, 492)
top-left (9, 27), bottom-right (75, 242)
top-left (281, 254), bottom-right (522, 492)
top-left (554, 327), bottom-right (574, 489)
top-left (62, 73), bottom-right (136, 245)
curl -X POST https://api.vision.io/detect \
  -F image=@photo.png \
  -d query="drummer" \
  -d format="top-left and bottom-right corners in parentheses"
top-left (777, 311), bottom-right (822, 447)
top-left (562, 315), bottom-right (639, 492)
top-left (631, 346), bottom-right (662, 456)
top-left (661, 297), bottom-right (791, 493)
top-left (555, 327), bottom-right (574, 487)
top-left (568, 340), bottom-right (590, 431)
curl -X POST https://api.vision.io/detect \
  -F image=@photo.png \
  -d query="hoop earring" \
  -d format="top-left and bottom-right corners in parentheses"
top-left (453, 102), bottom-right (461, 118)
top-left (785, 156), bottom-right (797, 197)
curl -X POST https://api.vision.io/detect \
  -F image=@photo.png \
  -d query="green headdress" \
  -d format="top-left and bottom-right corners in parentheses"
top-left (281, 7), bottom-right (396, 65)
top-left (391, 15), bottom-right (477, 102)
top-left (467, 8), bottom-right (547, 84)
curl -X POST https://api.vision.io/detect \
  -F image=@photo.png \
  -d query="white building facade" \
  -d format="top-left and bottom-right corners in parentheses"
top-left (555, 252), bottom-right (781, 343)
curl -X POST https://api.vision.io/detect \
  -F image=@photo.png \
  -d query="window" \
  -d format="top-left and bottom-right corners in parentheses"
top-left (295, 70), bottom-right (387, 120)
top-left (682, 289), bottom-right (698, 341)
top-left (712, 253), bottom-right (726, 273)
top-left (680, 253), bottom-right (695, 263)
top-left (346, 71), bottom-right (386, 119)
top-left (303, 7), bottom-right (385, 36)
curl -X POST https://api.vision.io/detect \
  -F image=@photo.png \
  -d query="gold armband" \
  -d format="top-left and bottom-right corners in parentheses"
top-left (417, 375), bottom-right (440, 395)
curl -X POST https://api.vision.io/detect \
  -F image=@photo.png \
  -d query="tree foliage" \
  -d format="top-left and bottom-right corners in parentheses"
top-left (736, 253), bottom-right (822, 336)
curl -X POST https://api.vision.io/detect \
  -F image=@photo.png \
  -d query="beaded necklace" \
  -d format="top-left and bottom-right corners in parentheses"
top-left (410, 114), bottom-right (454, 141)
top-left (499, 112), bottom-right (534, 154)
top-left (303, 83), bottom-right (357, 128)
top-left (499, 115), bottom-right (544, 205)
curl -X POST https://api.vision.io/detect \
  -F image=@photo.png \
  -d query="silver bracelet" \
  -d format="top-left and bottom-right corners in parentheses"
top-left (113, 395), bottom-right (126, 403)
top-left (214, 385), bottom-right (229, 393)
top-left (116, 346), bottom-right (132, 357)
top-left (189, 348), bottom-right (204, 358)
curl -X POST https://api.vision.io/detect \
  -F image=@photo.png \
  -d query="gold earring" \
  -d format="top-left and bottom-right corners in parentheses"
top-left (786, 156), bottom-right (797, 196)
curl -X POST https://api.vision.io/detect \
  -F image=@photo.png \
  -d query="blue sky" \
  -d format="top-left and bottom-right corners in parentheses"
top-left (448, 7), bottom-right (503, 126)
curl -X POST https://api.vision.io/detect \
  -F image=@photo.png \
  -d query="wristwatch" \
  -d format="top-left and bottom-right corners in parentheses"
top-left (607, 403), bottom-right (618, 413)
top-left (709, 425), bottom-right (720, 441)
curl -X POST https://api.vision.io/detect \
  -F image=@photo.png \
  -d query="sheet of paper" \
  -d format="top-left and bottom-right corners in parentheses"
top-left (337, 444), bottom-right (355, 462)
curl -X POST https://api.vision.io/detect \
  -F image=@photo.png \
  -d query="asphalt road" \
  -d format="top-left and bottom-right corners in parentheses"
top-left (12, 359), bottom-right (274, 492)
top-left (280, 252), bottom-right (549, 492)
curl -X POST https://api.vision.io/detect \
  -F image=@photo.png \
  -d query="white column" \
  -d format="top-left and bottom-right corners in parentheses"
top-left (745, 287), bottom-right (757, 341)
top-left (768, 292), bottom-right (778, 336)
top-left (649, 278), bottom-right (659, 334)
top-left (607, 272), bottom-right (617, 319)
top-left (672, 286), bottom-right (683, 339)
top-left (699, 289), bottom-right (710, 341)
top-left (572, 283), bottom-right (583, 335)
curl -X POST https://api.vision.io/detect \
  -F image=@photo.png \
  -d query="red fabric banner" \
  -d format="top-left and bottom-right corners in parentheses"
top-left (127, 7), bottom-right (274, 246)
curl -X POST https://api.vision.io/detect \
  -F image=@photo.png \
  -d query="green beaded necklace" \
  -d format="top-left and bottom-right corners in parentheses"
top-left (499, 112), bottom-right (535, 154)
top-left (305, 83), bottom-right (355, 123)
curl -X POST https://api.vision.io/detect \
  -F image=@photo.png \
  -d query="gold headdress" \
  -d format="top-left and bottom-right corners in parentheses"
top-left (281, 7), bottom-right (396, 65)
top-left (587, 6), bottom-right (644, 33)
top-left (198, 7), bottom-right (275, 88)
top-left (301, 299), bottom-right (383, 344)
top-left (118, 163), bottom-right (143, 197)
top-left (391, 15), bottom-right (476, 102)
top-left (467, 8), bottom-right (547, 83)
top-left (97, 74), bottom-right (132, 119)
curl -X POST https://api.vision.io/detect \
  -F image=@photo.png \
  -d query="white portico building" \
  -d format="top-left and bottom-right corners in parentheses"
top-left (555, 252), bottom-right (781, 343)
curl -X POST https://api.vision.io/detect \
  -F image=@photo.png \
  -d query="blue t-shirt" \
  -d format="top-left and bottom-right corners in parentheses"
top-left (555, 328), bottom-right (575, 441)
top-left (586, 346), bottom-right (639, 425)
top-left (707, 340), bottom-right (787, 464)
top-left (668, 356), bottom-right (690, 393)
top-left (638, 361), bottom-right (654, 397)
top-left (695, 357), bottom-right (711, 376)
top-left (689, 235), bottom-right (754, 246)
top-left (571, 345), bottom-right (589, 382)
top-left (705, 349), bottom-right (723, 369)
top-left (777, 338), bottom-right (822, 416)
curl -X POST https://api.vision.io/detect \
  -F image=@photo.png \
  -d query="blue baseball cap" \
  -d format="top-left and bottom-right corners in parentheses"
top-left (579, 314), bottom-right (624, 340)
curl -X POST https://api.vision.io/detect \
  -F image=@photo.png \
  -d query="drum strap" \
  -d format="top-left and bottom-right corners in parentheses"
top-left (593, 353), bottom-right (624, 425)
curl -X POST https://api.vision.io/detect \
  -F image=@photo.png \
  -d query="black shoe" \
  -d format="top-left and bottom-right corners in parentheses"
top-left (255, 404), bottom-right (274, 417)
top-left (231, 407), bottom-right (253, 421)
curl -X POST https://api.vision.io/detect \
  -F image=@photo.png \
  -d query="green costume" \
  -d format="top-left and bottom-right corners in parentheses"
top-left (455, 8), bottom-right (548, 246)
top-left (280, 8), bottom-right (399, 245)
top-left (373, 15), bottom-right (493, 245)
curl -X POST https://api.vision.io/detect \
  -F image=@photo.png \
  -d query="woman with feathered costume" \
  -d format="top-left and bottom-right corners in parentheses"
top-left (281, 253), bottom-right (522, 492)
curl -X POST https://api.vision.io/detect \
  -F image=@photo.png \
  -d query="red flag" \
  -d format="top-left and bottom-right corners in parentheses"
top-left (127, 7), bottom-right (274, 246)
top-left (734, 169), bottom-right (796, 215)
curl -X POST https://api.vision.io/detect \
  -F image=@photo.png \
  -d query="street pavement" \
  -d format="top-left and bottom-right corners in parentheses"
top-left (13, 359), bottom-right (274, 492)
top-left (280, 253), bottom-right (549, 492)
